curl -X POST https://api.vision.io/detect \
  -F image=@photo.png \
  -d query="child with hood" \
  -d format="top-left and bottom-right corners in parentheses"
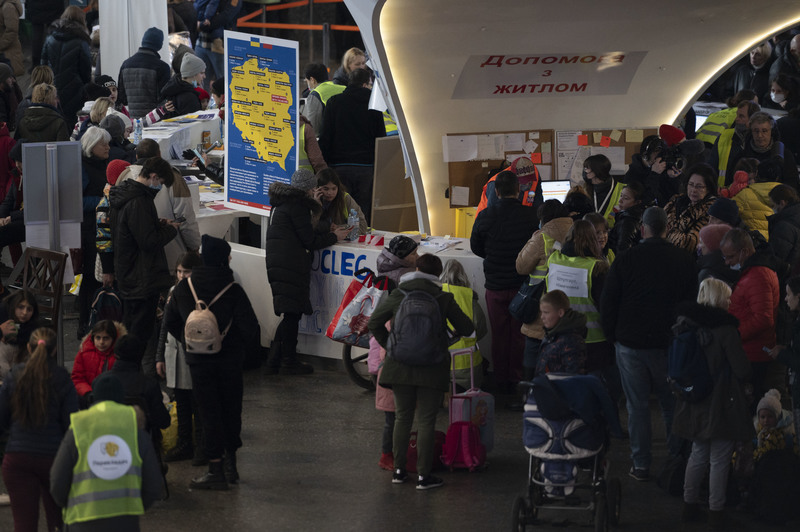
top-left (534, 290), bottom-right (587, 376)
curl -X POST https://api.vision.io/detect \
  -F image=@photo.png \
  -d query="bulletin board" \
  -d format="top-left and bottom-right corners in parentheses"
top-left (555, 127), bottom-right (658, 187)
top-left (444, 129), bottom-right (555, 208)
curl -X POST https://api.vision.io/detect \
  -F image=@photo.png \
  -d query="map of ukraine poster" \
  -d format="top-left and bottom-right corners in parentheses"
top-left (224, 31), bottom-right (298, 213)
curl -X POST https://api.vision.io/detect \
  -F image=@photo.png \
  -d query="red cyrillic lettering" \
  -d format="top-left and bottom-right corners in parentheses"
top-left (541, 56), bottom-right (557, 64)
top-left (481, 56), bottom-right (504, 68)
top-left (523, 56), bottom-right (539, 64)
top-left (528, 84), bottom-right (539, 91)
top-left (555, 84), bottom-right (569, 92)
top-left (505, 57), bottom-right (522, 65)
top-left (559, 56), bottom-right (579, 64)
top-left (580, 55), bottom-right (597, 63)
top-left (542, 70), bottom-right (552, 77)
top-left (493, 85), bottom-right (511, 94)
top-left (512, 84), bottom-right (526, 93)
top-left (538, 84), bottom-right (554, 93)
top-left (571, 83), bottom-right (587, 92)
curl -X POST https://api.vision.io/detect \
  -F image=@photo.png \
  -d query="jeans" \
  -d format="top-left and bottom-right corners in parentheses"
top-left (684, 439), bottom-right (735, 511)
top-left (382, 411), bottom-right (395, 454)
top-left (485, 288), bottom-right (525, 388)
top-left (392, 384), bottom-right (443, 477)
top-left (615, 342), bottom-right (675, 470)
top-left (2, 452), bottom-right (62, 532)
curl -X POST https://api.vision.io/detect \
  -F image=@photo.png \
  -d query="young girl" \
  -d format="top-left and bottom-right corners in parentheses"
top-left (71, 319), bottom-right (122, 407)
top-left (752, 389), bottom-right (797, 462)
top-left (156, 251), bottom-right (204, 463)
top-left (0, 291), bottom-right (46, 382)
top-left (583, 212), bottom-right (615, 264)
top-left (316, 168), bottom-right (368, 235)
top-left (0, 327), bottom-right (78, 532)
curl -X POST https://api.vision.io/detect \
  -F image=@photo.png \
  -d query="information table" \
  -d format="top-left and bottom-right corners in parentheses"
top-left (142, 111), bottom-right (222, 159)
top-left (229, 237), bottom-right (491, 360)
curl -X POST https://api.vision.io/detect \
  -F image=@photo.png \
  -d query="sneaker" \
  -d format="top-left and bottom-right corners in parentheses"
top-left (392, 468), bottom-right (408, 484)
top-left (628, 467), bottom-right (649, 481)
top-left (416, 475), bottom-right (444, 490)
top-left (379, 452), bottom-right (394, 471)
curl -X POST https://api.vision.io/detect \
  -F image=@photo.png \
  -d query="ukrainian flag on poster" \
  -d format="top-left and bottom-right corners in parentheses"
top-left (250, 37), bottom-right (260, 47)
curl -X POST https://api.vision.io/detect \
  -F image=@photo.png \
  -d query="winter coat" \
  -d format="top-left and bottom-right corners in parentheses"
top-left (734, 182), bottom-right (780, 239)
top-left (535, 309), bottom-right (587, 375)
top-left (195, 0), bottom-right (242, 41)
top-left (71, 325), bottom-right (125, 397)
top-left (160, 74), bottom-right (201, 118)
top-left (155, 287), bottom-right (192, 389)
top-left (81, 154), bottom-right (107, 219)
top-left (624, 152), bottom-right (677, 207)
top-left (0, 358), bottom-right (78, 455)
top-left (369, 272), bottom-right (475, 392)
top-left (164, 264), bottom-right (259, 366)
top-left (15, 103), bottom-right (70, 142)
top-left (111, 359), bottom-right (171, 433)
top-left (265, 182), bottom-right (337, 316)
top-left (24, 0), bottom-right (62, 25)
top-left (671, 302), bottom-right (754, 442)
top-left (777, 317), bottom-right (800, 410)
top-left (0, 305), bottom-right (45, 380)
top-left (109, 179), bottom-right (177, 299)
top-left (332, 65), bottom-right (348, 86)
top-left (0, 0), bottom-right (24, 76)
top-left (376, 248), bottom-right (415, 286)
top-left (600, 237), bottom-right (697, 349)
top-left (318, 86), bottom-right (386, 166)
top-left (697, 250), bottom-right (740, 287)
top-left (0, 121), bottom-right (14, 195)
top-left (609, 203), bottom-right (645, 255)
top-left (731, 60), bottom-right (773, 106)
top-left (117, 48), bottom-right (171, 119)
top-left (729, 251), bottom-right (781, 362)
top-left (516, 216), bottom-right (573, 338)
top-left (768, 202), bottom-right (800, 274)
top-left (665, 193), bottom-right (715, 253)
top-left (40, 18), bottom-right (92, 123)
top-left (471, 197), bottom-right (538, 290)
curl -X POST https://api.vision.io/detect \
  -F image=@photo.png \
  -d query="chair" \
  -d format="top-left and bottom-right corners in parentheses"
top-left (5, 247), bottom-right (69, 326)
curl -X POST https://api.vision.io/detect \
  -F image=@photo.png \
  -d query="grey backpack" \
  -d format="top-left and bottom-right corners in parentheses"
top-left (387, 289), bottom-right (445, 365)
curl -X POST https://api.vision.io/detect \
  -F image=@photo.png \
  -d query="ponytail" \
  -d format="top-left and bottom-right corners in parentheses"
top-left (12, 327), bottom-right (57, 428)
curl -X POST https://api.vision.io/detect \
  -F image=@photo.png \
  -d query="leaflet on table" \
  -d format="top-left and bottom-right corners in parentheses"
top-left (224, 31), bottom-right (299, 215)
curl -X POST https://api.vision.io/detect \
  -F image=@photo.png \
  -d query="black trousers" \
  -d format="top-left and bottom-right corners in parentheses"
top-left (122, 294), bottom-right (160, 352)
top-left (189, 357), bottom-right (243, 460)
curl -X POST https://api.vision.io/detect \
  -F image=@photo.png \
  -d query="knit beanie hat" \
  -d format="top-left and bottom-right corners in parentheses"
top-left (201, 234), bottom-right (231, 267)
top-left (291, 168), bottom-right (316, 191)
top-left (181, 53), bottom-right (206, 79)
top-left (92, 372), bottom-right (124, 404)
top-left (84, 82), bottom-right (111, 101)
top-left (757, 389), bottom-right (782, 419)
top-left (141, 27), bottom-right (164, 51)
top-left (114, 334), bottom-right (144, 363)
top-left (388, 235), bottom-right (418, 259)
top-left (99, 114), bottom-right (125, 144)
top-left (708, 197), bottom-right (740, 226)
top-left (95, 74), bottom-right (116, 89)
top-left (106, 159), bottom-right (131, 185)
top-left (659, 124), bottom-right (685, 147)
top-left (698, 223), bottom-right (732, 252)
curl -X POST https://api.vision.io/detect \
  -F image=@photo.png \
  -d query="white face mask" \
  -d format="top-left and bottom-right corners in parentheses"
top-left (772, 92), bottom-right (786, 104)
top-left (730, 263), bottom-right (742, 271)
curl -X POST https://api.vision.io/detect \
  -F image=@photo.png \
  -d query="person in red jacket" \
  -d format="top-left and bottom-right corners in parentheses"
top-left (70, 319), bottom-right (125, 408)
top-left (476, 156), bottom-right (543, 215)
top-left (720, 228), bottom-right (782, 402)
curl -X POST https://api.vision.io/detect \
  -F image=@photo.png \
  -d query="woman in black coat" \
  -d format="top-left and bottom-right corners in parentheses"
top-left (265, 170), bottom-right (349, 374)
top-left (40, 6), bottom-right (91, 124)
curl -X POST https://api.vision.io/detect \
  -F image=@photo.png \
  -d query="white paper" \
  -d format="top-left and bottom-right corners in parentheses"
top-left (529, 132), bottom-right (539, 140)
top-left (25, 222), bottom-right (81, 249)
top-left (442, 135), bottom-right (478, 162)
top-left (548, 262), bottom-right (589, 298)
top-left (523, 140), bottom-right (538, 154)
top-left (504, 133), bottom-right (525, 152)
top-left (590, 146), bottom-right (627, 173)
top-left (538, 165), bottom-right (552, 181)
top-left (557, 150), bottom-right (576, 181)
top-left (557, 130), bottom-right (581, 151)
top-left (450, 186), bottom-right (470, 206)
top-left (477, 134), bottom-right (505, 160)
top-left (542, 152), bottom-right (552, 164)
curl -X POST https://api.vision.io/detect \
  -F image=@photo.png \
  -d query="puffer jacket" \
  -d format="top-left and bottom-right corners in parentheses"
top-left (15, 104), bottom-right (69, 142)
top-left (70, 322), bottom-right (126, 397)
top-left (535, 308), bottom-right (587, 375)
top-left (728, 251), bottom-right (781, 362)
top-left (665, 193), bottom-right (715, 253)
top-left (0, 0), bottom-right (24, 76)
top-left (376, 248), bottom-right (415, 287)
top-left (40, 18), bottom-right (91, 123)
top-left (117, 48), bottom-right (171, 119)
top-left (734, 182), bottom-right (780, 239)
top-left (109, 179), bottom-right (177, 299)
top-left (266, 182), bottom-right (337, 315)
top-left (671, 302), bottom-right (754, 442)
top-left (768, 202), bottom-right (800, 273)
top-left (515, 216), bottom-right (573, 338)
top-left (160, 74), bottom-right (201, 118)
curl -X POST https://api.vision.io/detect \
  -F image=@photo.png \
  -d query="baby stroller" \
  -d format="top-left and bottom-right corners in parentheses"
top-left (512, 374), bottom-right (622, 531)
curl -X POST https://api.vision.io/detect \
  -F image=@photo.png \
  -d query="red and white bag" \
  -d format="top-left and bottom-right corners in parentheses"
top-left (326, 268), bottom-right (389, 348)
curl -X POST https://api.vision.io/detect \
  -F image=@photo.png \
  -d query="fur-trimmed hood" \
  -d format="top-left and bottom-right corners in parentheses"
top-left (268, 181), bottom-right (322, 214)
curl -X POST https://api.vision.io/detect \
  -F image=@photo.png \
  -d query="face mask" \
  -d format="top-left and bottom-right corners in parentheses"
top-left (772, 92), bottom-right (786, 104)
top-left (149, 183), bottom-right (162, 191)
top-left (192, 80), bottom-right (199, 88)
top-left (538, 220), bottom-right (543, 230)
top-left (730, 263), bottom-right (742, 271)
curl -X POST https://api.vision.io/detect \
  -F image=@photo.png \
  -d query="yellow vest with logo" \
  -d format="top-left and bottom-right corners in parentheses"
top-left (442, 283), bottom-right (482, 371)
top-left (545, 251), bottom-right (604, 343)
top-left (65, 401), bottom-right (144, 525)
top-left (696, 107), bottom-right (737, 146)
top-left (311, 81), bottom-right (346, 106)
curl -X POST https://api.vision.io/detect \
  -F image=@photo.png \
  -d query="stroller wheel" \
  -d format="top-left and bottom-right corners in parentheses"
top-left (607, 478), bottom-right (621, 525)
top-left (594, 492), bottom-right (608, 532)
top-left (511, 496), bottom-right (528, 532)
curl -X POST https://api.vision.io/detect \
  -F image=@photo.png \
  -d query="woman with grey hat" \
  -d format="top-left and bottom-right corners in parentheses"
top-left (266, 169), bottom-right (350, 374)
top-left (159, 53), bottom-right (205, 119)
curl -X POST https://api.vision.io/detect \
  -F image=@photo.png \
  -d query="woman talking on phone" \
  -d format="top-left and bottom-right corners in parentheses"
top-left (316, 168), bottom-right (367, 235)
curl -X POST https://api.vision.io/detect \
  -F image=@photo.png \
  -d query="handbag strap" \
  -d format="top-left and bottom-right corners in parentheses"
top-left (188, 278), bottom-right (234, 310)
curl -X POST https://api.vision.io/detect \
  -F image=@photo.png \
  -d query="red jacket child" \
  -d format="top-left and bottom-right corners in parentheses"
top-left (71, 321), bottom-right (125, 397)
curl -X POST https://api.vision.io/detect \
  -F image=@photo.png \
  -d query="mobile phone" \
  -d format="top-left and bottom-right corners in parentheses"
top-left (175, 216), bottom-right (186, 224)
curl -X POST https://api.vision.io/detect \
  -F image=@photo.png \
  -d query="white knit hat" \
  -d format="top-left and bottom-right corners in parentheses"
top-left (757, 389), bottom-right (782, 418)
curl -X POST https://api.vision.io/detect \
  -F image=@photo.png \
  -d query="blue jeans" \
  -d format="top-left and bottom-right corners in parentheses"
top-left (615, 343), bottom-right (675, 470)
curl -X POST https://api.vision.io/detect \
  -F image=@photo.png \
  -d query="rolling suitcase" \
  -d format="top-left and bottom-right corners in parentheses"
top-left (448, 346), bottom-right (495, 453)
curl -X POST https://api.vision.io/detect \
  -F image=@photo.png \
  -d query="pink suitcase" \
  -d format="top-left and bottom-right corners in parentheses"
top-left (448, 347), bottom-right (495, 453)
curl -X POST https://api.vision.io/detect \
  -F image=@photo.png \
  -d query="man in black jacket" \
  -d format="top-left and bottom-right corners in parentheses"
top-left (600, 206), bottom-right (697, 481)
top-left (318, 68), bottom-right (386, 224)
top-left (117, 28), bottom-right (171, 119)
top-left (470, 171), bottom-right (538, 396)
top-left (109, 156), bottom-right (178, 353)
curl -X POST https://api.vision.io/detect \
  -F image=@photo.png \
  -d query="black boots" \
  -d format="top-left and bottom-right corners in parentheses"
top-left (190, 460), bottom-right (228, 490)
top-left (266, 340), bottom-right (314, 375)
top-left (223, 451), bottom-right (239, 484)
top-left (165, 441), bottom-right (193, 462)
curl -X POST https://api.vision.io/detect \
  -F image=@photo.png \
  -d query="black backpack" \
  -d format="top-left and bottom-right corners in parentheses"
top-left (667, 323), bottom-right (714, 403)
top-left (387, 289), bottom-right (445, 365)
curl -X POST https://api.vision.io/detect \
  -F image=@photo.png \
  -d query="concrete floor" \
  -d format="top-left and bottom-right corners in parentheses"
top-left (0, 295), bottom-right (794, 531)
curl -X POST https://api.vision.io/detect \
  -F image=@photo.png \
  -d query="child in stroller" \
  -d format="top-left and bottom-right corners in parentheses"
top-left (512, 373), bottom-right (624, 531)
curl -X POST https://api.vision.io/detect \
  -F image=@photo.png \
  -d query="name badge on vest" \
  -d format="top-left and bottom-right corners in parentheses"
top-left (548, 263), bottom-right (589, 298)
top-left (87, 435), bottom-right (133, 480)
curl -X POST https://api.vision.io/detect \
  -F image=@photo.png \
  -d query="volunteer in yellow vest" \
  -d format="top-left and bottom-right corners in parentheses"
top-left (696, 89), bottom-right (758, 148)
top-left (302, 63), bottom-right (346, 133)
top-left (440, 259), bottom-right (488, 391)
top-left (582, 154), bottom-right (624, 228)
top-left (476, 156), bottom-right (543, 215)
top-left (545, 220), bottom-right (616, 374)
top-left (515, 199), bottom-right (574, 380)
top-left (50, 371), bottom-right (164, 532)
top-left (708, 100), bottom-right (761, 186)
top-left (584, 212), bottom-right (616, 265)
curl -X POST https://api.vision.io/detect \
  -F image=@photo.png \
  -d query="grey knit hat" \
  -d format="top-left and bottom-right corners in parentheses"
top-left (291, 168), bottom-right (316, 191)
top-left (181, 53), bottom-right (206, 78)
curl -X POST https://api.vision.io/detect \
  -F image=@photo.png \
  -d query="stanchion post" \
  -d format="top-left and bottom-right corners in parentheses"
top-left (45, 144), bottom-right (65, 366)
top-left (322, 22), bottom-right (330, 68)
top-left (308, 0), bottom-right (315, 63)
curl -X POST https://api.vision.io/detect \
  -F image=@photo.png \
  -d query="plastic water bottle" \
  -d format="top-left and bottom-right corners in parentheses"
top-left (133, 118), bottom-right (143, 144)
top-left (347, 209), bottom-right (359, 241)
